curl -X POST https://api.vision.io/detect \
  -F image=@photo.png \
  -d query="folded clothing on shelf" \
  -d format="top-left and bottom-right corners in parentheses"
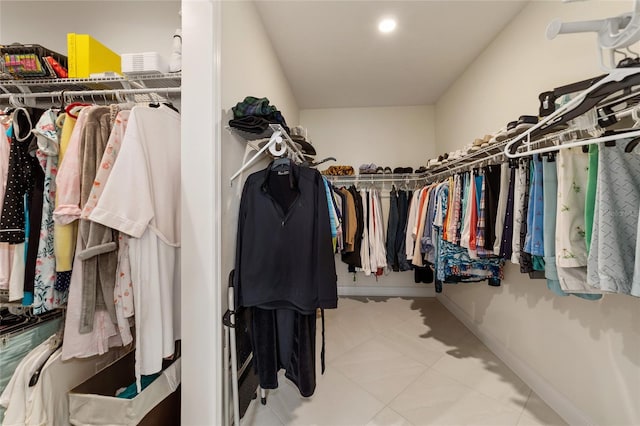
top-left (229, 116), bottom-right (270, 134)
top-left (230, 96), bottom-right (290, 134)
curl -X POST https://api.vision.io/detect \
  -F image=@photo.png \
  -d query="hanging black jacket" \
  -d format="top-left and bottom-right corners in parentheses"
top-left (341, 186), bottom-right (364, 268)
top-left (234, 161), bottom-right (337, 312)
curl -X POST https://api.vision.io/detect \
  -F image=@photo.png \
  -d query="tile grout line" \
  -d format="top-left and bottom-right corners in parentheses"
top-left (429, 360), bottom-right (532, 416)
top-left (515, 387), bottom-right (534, 425)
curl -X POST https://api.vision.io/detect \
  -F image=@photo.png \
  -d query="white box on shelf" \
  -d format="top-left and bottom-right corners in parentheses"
top-left (121, 52), bottom-right (168, 75)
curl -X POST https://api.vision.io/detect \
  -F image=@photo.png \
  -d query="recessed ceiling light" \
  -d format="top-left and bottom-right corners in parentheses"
top-left (378, 18), bottom-right (397, 34)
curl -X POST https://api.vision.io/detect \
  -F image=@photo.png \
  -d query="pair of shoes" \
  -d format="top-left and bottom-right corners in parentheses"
top-left (450, 149), bottom-right (466, 160)
top-left (432, 155), bottom-right (445, 167)
top-left (495, 115), bottom-right (538, 141)
top-left (375, 166), bottom-right (393, 174)
top-left (393, 167), bottom-right (414, 174)
top-left (415, 166), bottom-right (428, 174)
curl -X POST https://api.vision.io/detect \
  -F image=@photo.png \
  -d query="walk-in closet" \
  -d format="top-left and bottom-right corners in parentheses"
top-left (1, 1), bottom-right (639, 426)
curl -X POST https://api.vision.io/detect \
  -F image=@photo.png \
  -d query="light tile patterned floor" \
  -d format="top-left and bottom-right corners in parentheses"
top-left (241, 297), bottom-right (567, 426)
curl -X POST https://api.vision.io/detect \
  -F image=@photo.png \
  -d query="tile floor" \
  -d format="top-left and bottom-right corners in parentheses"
top-left (241, 297), bottom-right (567, 426)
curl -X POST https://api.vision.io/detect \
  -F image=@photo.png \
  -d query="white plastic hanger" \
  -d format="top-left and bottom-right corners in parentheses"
top-left (505, 103), bottom-right (640, 158)
top-left (547, 0), bottom-right (640, 70)
top-left (230, 124), bottom-right (306, 184)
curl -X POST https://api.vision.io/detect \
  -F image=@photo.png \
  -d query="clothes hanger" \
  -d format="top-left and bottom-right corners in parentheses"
top-left (29, 328), bottom-right (63, 387)
top-left (506, 67), bottom-right (640, 155)
top-left (12, 107), bottom-right (32, 142)
top-left (539, 74), bottom-right (607, 116)
top-left (270, 156), bottom-right (290, 172)
top-left (302, 156), bottom-right (336, 168)
top-left (230, 130), bottom-right (287, 183)
top-left (149, 101), bottom-right (180, 113)
top-left (547, 0), bottom-right (640, 71)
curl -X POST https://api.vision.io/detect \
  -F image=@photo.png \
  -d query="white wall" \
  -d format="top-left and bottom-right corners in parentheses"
top-left (181, 1), bottom-right (221, 424)
top-left (300, 106), bottom-right (437, 296)
top-left (0, 1), bottom-right (180, 62)
top-left (301, 106), bottom-right (436, 171)
top-left (220, 0), bottom-right (300, 313)
top-left (435, 2), bottom-right (640, 425)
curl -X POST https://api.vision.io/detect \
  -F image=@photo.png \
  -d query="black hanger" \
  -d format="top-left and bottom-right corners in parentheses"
top-left (597, 105), bottom-right (619, 128)
top-left (625, 136), bottom-right (640, 153)
top-left (29, 337), bottom-right (63, 387)
top-left (601, 130), bottom-right (629, 147)
top-left (149, 102), bottom-right (179, 113)
top-left (538, 74), bottom-right (606, 117)
top-left (302, 156), bottom-right (337, 168)
top-left (510, 71), bottom-right (640, 155)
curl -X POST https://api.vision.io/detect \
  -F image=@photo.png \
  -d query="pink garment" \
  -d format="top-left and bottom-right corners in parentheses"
top-left (81, 111), bottom-right (130, 220)
top-left (0, 128), bottom-right (14, 289)
top-left (53, 107), bottom-right (94, 225)
top-left (116, 233), bottom-right (135, 316)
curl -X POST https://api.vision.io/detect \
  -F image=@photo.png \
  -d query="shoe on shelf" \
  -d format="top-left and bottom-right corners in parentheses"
top-left (494, 126), bottom-right (509, 142)
top-left (505, 121), bottom-right (520, 139)
top-left (515, 115), bottom-right (539, 133)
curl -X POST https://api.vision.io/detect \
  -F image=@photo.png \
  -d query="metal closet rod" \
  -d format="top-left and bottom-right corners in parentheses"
top-left (0, 87), bottom-right (181, 101)
top-left (426, 152), bottom-right (506, 183)
top-left (325, 173), bottom-right (429, 185)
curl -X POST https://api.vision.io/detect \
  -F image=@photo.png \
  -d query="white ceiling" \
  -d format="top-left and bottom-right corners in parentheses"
top-left (255, 0), bottom-right (528, 109)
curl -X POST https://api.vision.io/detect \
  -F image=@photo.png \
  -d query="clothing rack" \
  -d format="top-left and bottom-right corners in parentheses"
top-left (324, 172), bottom-right (429, 187)
top-left (0, 87), bottom-right (181, 107)
top-left (325, 144), bottom-right (508, 190)
top-left (0, 309), bottom-right (63, 341)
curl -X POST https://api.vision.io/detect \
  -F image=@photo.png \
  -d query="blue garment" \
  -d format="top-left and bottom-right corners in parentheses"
top-left (524, 156), bottom-right (544, 256)
top-left (23, 193), bottom-right (33, 306)
top-left (474, 175), bottom-right (483, 213)
top-left (321, 177), bottom-right (337, 238)
top-left (116, 373), bottom-right (161, 399)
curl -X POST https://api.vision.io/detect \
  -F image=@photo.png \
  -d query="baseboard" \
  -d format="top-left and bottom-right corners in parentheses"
top-left (338, 286), bottom-right (435, 297)
top-left (437, 294), bottom-right (594, 426)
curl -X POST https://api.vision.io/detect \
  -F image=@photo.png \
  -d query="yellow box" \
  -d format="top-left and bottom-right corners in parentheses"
top-left (67, 33), bottom-right (121, 78)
